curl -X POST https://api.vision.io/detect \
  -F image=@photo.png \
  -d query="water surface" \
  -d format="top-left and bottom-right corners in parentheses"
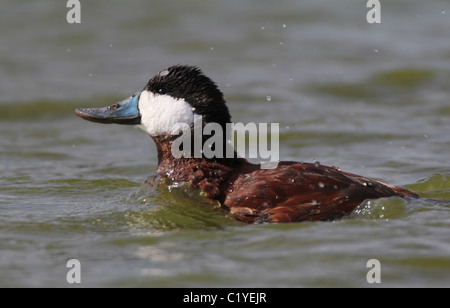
top-left (1, 0), bottom-right (449, 287)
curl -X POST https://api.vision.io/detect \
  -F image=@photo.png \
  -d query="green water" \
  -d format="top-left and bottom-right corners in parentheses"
top-left (1, 0), bottom-right (449, 287)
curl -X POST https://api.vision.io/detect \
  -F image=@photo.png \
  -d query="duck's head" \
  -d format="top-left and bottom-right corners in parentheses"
top-left (75, 65), bottom-right (231, 138)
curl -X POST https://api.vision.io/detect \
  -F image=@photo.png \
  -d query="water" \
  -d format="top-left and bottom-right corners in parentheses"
top-left (1, 0), bottom-right (449, 287)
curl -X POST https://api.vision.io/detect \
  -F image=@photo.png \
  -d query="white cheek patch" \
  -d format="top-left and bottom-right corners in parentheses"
top-left (138, 90), bottom-right (195, 136)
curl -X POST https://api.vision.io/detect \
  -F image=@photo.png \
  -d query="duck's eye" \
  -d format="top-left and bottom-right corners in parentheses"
top-left (109, 104), bottom-right (120, 110)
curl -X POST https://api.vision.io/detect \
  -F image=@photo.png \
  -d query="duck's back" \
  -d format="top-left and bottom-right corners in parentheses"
top-left (223, 162), bottom-right (418, 223)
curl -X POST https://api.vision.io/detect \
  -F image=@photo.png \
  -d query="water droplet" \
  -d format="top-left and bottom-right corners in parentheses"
top-left (210, 47), bottom-right (215, 51)
top-left (266, 95), bottom-right (272, 102)
top-left (282, 24), bottom-right (287, 29)
top-left (311, 200), bottom-right (318, 205)
top-left (318, 182), bottom-right (325, 188)
top-left (109, 44), bottom-right (113, 48)
top-left (313, 160), bottom-right (321, 167)
top-left (441, 9), bottom-right (446, 14)
top-left (279, 41), bottom-right (284, 46)
top-left (88, 73), bottom-right (93, 77)
top-left (66, 48), bottom-right (71, 53)
top-left (374, 48), bottom-right (379, 53)
top-left (159, 70), bottom-right (169, 77)
top-left (260, 26), bottom-right (265, 30)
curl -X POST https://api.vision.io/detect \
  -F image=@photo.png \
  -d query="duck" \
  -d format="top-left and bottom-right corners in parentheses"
top-left (75, 65), bottom-right (419, 223)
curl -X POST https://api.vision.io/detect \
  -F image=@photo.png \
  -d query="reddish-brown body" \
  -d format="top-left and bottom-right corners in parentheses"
top-left (153, 135), bottom-right (418, 223)
top-left (222, 161), bottom-right (417, 223)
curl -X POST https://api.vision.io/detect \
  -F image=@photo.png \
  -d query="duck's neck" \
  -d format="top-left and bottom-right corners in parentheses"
top-left (151, 134), bottom-right (243, 199)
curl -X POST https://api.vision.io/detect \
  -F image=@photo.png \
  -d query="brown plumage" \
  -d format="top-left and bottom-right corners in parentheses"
top-left (223, 162), bottom-right (417, 223)
top-left (153, 135), bottom-right (418, 224)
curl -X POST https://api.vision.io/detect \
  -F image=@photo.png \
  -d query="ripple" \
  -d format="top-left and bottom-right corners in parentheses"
top-left (406, 173), bottom-right (450, 199)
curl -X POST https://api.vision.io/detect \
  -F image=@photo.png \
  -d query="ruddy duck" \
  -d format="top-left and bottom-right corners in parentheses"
top-left (75, 65), bottom-right (418, 223)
